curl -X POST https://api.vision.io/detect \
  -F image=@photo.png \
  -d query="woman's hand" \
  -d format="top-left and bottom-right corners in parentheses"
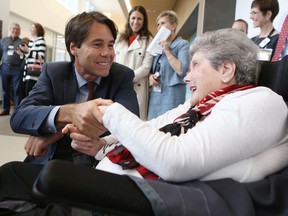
top-left (62, 124), bottom-right (106, 156)
top-left (159, 40), bottom-right (171, 54)
top-left (149, 74), bottom-right (160, 86)
top-left (19, 44), bottom-right (29, 53)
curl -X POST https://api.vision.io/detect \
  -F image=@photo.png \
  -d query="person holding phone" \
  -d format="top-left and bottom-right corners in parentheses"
top-left (21, 23), bottom-right (46, 97)
top-left (147, 10), bottom-right (190, 120)
top-left (0, 23), bottom-right (24, 115)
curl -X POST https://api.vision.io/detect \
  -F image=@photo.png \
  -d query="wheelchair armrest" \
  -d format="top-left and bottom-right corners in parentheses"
top-left (33, 160), bottom-right (152, 216)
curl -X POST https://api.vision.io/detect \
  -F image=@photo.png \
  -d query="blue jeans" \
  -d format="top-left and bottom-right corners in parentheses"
top-left (1, 64), bottom-right (23, 112)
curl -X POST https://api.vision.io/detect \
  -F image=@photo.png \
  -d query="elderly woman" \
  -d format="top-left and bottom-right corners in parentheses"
top-left (65, 28), bottom-right (287, 183)
top-left (0, 28), bottom-right (287, 215)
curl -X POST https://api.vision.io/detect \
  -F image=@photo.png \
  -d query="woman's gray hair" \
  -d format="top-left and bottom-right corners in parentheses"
top-left (157, 10), bottom-right (178, 26)
top-left (190, 28), bottom-right (261, 85)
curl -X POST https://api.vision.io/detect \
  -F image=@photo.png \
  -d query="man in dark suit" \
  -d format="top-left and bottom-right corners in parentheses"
top-left (10, 11), bottom-right (139, 165)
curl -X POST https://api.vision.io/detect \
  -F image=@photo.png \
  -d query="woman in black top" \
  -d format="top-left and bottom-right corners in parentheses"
top-left (250, 0), bottom-right (279, 61)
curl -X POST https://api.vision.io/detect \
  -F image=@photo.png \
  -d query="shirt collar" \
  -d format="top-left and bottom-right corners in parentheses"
top-left (74, 66), bottom-right (101, 89)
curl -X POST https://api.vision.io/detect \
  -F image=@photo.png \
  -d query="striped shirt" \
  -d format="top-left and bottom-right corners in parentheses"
top-left (24, 36), bottom-right (46, 81)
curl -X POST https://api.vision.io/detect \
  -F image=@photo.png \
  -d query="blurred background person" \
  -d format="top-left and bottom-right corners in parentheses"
top-left (148, 10), bottom-right (190, 120)
top-left (114, 5), bottom-right (153, 120)
top-left (0, 23), bottom-right (24, 116)
top-left (232, 19), bottom-right (248, 34)
top-left (250, 0), bottom-right (279, 61)
top-left (16, 36), bottom-right (30, 100)
top-left (20, 23), bottom-right (46, 97)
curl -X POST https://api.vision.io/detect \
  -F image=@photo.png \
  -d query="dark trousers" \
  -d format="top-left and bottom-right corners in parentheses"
top-left (1, 64), bottom-right (23, 112)
top-left (0, 161), bottom-right (153, 216)
top-left (0, 162), bottom-right (71, 216)
top-left (1, 161), bottom-right (288, 216)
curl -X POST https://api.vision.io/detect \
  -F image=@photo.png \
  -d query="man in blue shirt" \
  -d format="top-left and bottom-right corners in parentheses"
top-left (0, 23), bottom-right (24, 116)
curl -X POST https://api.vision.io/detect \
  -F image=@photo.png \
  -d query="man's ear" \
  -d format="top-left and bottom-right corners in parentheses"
top-left (221, 60), bottom-right (236, 84)
top-left (70, 42), bottom-right (77, 56)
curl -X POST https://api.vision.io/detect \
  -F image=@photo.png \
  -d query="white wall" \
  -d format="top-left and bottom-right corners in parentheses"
top-left (10, 0), bottom-right (74, 35)
top-left (0, 0), bottom-right (74, 55)
top-left (235, 0), bottom-right (288, 38)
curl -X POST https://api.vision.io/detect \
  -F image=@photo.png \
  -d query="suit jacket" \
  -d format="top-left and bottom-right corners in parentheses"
top-left (10, 61), bottom-right (139, 164)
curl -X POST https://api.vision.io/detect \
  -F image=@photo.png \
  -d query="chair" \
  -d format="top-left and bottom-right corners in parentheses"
top-left (257, 55), bottom-right (288, 102)
top-left (32, 57), bottom-right (288, 216)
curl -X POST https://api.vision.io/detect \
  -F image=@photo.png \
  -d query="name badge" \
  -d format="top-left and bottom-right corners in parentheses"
top-left (257, 48), bottom-right (273, 61)
top-left (152, 85), bottom-right (162, 92)
top-left (7, 45), bottom-right (14, 56)
top-left (259, 37), bottom-right (271, 48)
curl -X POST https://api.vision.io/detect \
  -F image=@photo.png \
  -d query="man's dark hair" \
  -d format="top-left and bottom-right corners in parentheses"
top-left (65, 11), bottom-right (118, 62)
top-left (233, 19), bottom-right (249, 34)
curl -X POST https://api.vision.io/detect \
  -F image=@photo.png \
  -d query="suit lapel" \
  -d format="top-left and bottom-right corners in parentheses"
top-left (63, 65), bottom-right (78, 103)
top-left (95, 77), bottom-right (110, 99)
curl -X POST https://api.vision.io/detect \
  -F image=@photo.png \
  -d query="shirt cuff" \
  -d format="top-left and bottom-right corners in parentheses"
top-left (39, 106), bottom-right (61, 133)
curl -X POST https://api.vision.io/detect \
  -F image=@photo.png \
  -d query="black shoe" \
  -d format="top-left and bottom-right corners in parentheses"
top-left (0, 111), bottom-right (9, 116)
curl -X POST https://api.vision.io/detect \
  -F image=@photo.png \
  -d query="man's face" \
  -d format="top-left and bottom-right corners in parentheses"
top-left (71, 22), bottom-right (115, 81)
top-left (232, 21), bottom-right (247, 35)
top-left (10, 24), bottom-right (21, 38)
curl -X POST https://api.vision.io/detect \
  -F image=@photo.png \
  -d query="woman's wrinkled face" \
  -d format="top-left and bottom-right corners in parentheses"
top-left (184, 52), bottom-right (224, 103)
top-left (129, 11), bottom-right (144, 35)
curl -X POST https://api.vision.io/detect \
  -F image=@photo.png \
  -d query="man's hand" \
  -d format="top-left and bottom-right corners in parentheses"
top-left (24, 131), bottom-right (64, 157)
top-left (56, 98), bottom-right (113, 139)
top-left (62, 124), bottom-right (106, 156)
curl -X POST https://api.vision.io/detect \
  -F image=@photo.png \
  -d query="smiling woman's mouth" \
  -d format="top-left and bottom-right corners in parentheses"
top-left (190, 86), bottom-right (197, 92)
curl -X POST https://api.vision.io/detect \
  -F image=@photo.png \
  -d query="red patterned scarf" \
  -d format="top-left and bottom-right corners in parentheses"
top-left (107, 84), bottom-right (255, 180)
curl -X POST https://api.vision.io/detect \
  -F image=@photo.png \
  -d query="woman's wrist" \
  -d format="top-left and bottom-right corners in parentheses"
top-left (166, 51), bottom-right (174, 61)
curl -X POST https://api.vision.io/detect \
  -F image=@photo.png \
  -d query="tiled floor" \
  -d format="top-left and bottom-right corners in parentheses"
top-left (0, 113), bottom-right (28, 165)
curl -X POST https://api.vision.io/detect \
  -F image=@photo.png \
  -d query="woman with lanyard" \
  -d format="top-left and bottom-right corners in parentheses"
top-left (148, 10), bottom-right (190, 120)
top-left (250, 0), bottom-right (279, 61)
